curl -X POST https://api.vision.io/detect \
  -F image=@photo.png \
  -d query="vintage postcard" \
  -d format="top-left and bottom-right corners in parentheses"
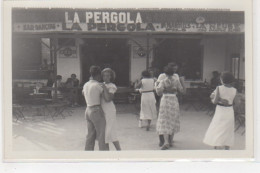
top-left (2, 0), bottom-right (253, 161)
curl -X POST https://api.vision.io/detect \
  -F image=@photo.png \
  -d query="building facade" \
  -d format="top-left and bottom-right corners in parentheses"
top-left (12, 8), bottom-right (245, 88)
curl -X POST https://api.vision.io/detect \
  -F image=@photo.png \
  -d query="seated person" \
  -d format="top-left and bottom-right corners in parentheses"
top-left (46, 72), bottom-right (55, 97)
top-left (47, 72), bottom-right (55, 87)
top-left (65, 74), bottom-right (80, 106)
top-left (210, 71), bottom-right (221, 89)
top-left (51, 75), bottom-right (64, 99)
top-left (40, 59), bottom-right (50, 70)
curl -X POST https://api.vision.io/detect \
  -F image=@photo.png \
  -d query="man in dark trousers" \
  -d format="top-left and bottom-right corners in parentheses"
top-left (82, 66), bottom-right (109, 151)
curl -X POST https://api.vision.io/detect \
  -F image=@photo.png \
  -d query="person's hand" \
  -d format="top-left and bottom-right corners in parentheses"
top-left (99, 83), bottom-right (106, 89)
top-left (219, 98), bottom-right (229, 105)
top-left (164, 87), bottom-right (177, 93)
top-left (210, 93), bottom-right (215, 99)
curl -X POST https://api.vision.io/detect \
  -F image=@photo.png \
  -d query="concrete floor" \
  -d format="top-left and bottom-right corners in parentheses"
top-left (12, 104), bottom-right (245, 151)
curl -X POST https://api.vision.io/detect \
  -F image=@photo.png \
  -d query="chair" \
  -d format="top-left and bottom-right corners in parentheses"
top-left (114, 87), bottom-right (133, 103)
top-left (197, 87), bottom-right (214, 113)
top-left (128, 91), bottom-right (141, 115)
top-left (45, 91), bottom-right (74, 120)
top-left (182, 86), bottom-right (201, 111)
top-left (234, 94), bottom-right (245, 135)
top-left (12, 104), bottom-right (25, 122)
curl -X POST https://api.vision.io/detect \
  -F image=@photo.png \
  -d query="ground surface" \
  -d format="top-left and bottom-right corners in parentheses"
top-left (13, 104), bottom-right (245, 151)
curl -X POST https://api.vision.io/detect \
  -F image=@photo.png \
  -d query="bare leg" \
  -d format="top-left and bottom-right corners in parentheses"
top-left (146, 120), bottom-right (151, 131)
top-left (113, 141), bottom-right (121, 151)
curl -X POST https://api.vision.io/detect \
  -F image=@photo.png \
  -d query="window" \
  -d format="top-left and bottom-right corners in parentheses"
top-left (153, 38), bottom-right (203, 80)
top-left (12, 37), bottom-right (52, 79)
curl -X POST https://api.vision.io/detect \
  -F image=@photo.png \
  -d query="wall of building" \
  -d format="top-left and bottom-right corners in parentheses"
top-left (201, 34), bottom-right (245, 84)
top-left (128, 37), bottom-right (156, 83)
top-left (202, 35), bottom-right (228, 82)
top-left (55, 35), bottom-right (244, 85)
top-left (57, 39), bottom-right (81, 82)
top-left (128, 35), bottom-right (237, 85)
top-left (227, 35), bottom-right (245, 80)
top-left (239, 48), bottom-right (245, 80)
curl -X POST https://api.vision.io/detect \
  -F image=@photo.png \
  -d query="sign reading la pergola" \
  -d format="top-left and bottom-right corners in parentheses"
top-left (64, 12), bottom-right (157, 32)
top-left (13, 10), bottom-right (244, 33)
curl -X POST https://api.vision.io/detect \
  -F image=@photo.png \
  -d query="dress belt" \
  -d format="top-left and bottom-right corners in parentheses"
top-left (87, 104), bottom-right (101, 108)
top-left (217, 103), bottom-right (233, 107)
top-left (141, 90), bottom-right (154, 93)
top-left (163, 93), bottom-right (176, 96)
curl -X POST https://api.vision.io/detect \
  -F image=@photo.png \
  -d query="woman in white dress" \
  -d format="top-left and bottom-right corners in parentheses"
top-left (135, 70), bottom-right (157, 131)
top-left (203, 72), bottom-right (237, 150)
top-left (100, 68), bottom-right (121, 150)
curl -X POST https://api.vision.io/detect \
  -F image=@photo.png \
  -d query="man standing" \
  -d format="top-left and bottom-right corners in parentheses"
top-left (82, 66), bottom-right (109, 151)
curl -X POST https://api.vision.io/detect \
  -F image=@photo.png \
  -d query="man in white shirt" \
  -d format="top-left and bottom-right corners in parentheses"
top-left (82, 66), bottom-right (109, 151)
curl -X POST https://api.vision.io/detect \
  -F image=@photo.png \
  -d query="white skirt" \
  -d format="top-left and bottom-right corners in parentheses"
top-left (140, 92), bottom-right (157, 120)
top-left (101, 100), bottom-right (118, 143)
top-left (203, 105), bottom-right (235, 146)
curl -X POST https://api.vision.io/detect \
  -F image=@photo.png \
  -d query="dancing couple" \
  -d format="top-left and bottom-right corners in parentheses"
top-left (82, 66), bottom-right (121, 151)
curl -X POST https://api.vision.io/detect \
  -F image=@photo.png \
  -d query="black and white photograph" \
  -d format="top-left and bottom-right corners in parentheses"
top-left (2, 0), bottom-right (253, 160)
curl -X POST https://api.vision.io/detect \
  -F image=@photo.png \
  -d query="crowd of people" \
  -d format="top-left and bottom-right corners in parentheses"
top-left (81, 62), bottom-right (238, 151)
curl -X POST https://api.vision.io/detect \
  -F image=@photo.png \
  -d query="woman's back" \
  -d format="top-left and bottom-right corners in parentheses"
top-left (156, 76), bottom-right (182, 96)
top-left (141, 78), bottom-right (155, 91)
top-left (162, 77), bottom-right (180, 91)
top-left (219, 85), bottom-right (237, 105)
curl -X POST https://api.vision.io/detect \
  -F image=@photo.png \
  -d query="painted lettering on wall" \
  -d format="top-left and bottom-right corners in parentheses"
top-left (13, 11), bottom-right (244, 33)
top-left (14, 23), bottom-right (63, 32)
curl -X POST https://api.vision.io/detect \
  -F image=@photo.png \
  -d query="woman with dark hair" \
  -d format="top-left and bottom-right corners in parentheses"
top-left (203, 72), bottom-right (237, 150)
top-left (135, 70), bottom-right (157, 131)
top-left (155, 62), bottom-right (186, 147)
top-left (155, 62), bottom-right (179, 86)
top-left (155, 66), bottom-right (184, 150)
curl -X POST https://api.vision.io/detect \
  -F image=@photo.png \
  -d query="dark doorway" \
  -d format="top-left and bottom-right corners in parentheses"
top-left (153, 38), bottom-right (203, 80)
top-left (81, 38), bottom-right (130, 86)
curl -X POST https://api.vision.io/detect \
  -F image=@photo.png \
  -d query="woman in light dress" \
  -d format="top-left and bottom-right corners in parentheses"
top-left (100, 68), bottom-right (121, 150)
top-left (135, 70), bottom-right (157, 131)
top-left (203, 72), bottom-right (237, 150)
top-left (155, 62), bottom-right (186, 147)
top-left (155, 66), bottom-right (184, 150)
